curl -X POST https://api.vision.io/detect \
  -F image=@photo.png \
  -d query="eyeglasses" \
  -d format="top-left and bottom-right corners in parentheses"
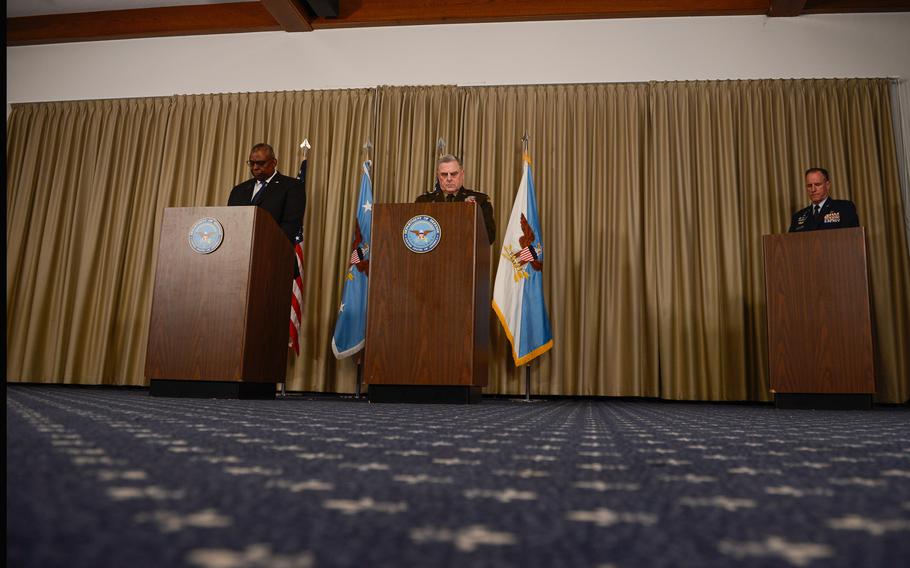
top-left (247, 159), bottom-right (273, 167)
top-left (438, 172), bottom-right (461, 178)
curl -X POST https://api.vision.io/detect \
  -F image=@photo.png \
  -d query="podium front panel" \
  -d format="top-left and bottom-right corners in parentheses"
top-left (762, 227), bottom-right (874, 394)
top-left (364, 203), bottom-right (489, 387)
top-left (145, 206), bottom-right (291, 384)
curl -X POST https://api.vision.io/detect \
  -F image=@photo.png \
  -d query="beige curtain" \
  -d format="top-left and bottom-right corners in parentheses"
top-left (649, 81), bottom-right (757, 400)
top-left (7, 98), bottom-right (172, 384)
top-left (6, 90), bottom-right (377, 392)
top-left (279, 89), bottom-right (376, 393)
top-left (7, 80), bottom-right (909, 401)
top-left (648, 79), bottom-right (909, 402)
top-left (157, 90), bottom-right (376, 394)
top-left (462, 83), bottom-right (657, 396)
top-left (371, 86), bottom-right (464, 202)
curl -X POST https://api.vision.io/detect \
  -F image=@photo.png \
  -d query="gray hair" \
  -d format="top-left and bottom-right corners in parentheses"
top-left (436, 154), bottom-right (463, 170)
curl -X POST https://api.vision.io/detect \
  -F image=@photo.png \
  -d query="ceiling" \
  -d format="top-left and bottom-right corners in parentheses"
top-left (8, 0), bottom-right (910, 46)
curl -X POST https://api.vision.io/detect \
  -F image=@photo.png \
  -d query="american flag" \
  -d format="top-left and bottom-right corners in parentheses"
top-left (517, 246), bottom-right (536, 263)
top-left (289, 157), bottom-right (308, 355)
top-left (349, 247), bottom-right (363, 265)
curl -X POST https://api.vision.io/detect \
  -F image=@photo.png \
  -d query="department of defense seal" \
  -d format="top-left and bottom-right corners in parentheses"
top-left (188, 217), bottom-right (224, 254)
top-left (402, 215), bottom-right (442, 254)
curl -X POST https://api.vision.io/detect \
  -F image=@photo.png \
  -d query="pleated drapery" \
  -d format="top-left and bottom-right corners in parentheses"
top-left (7, 79), bottom-right (909, 402)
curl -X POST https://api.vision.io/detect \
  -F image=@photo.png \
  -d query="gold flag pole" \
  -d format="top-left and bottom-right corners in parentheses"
top-left (280, 137), bottom-right (312, 399)
top-left (353, 138), bottom-right (373, 400)
top-left (513, 132), bottom-right (544, 403)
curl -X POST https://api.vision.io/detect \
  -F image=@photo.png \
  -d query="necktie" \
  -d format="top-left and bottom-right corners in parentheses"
top-left (813, 205), bottom-right (820, 218)
top-left (252, 181), bottom-right (267, 204)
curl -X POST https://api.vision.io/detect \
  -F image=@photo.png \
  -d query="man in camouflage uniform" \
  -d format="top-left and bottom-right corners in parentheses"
top-left (416, 154), bottom-right (496, 244)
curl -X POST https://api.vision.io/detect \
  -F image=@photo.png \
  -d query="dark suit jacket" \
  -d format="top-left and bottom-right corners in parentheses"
top-left (788, 198), bottom-right (860, 233)
top-left (227, 172), bottom-right (307, 242)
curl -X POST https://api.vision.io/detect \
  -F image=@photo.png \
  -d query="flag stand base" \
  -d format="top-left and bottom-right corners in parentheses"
top-left (149, 379), bottom-right (275, 399)
top-left (510, 365), bottom-right (544, 403)
top-left (355, 361), bottom-right (363, 399)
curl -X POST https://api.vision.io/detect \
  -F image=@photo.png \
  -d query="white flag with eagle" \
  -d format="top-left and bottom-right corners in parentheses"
top-left (492, 152), bottom-right (553, 366)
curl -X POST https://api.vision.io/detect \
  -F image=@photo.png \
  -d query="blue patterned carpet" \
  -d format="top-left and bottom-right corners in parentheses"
top-left (7, 385), bottom-right (910, 567)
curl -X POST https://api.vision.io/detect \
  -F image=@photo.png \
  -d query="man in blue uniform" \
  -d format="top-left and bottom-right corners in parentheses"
top-left (788, 167), bottom-right (860, 233)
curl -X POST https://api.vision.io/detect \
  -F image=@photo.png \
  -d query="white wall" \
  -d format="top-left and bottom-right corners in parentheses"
top-left (7, 13), bottom-right (910, 105)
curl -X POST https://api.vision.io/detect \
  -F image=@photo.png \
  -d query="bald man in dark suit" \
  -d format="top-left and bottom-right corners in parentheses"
top-left (227, 143), bottom-right (306, 242)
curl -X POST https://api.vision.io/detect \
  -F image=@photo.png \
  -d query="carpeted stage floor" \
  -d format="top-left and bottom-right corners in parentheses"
top-left (6, 385), bottom-right (910, 567)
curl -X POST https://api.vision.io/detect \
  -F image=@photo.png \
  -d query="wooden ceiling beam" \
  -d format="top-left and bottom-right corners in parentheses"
top-left (7, 2), bottom-right (279, 46)
top-left (260, 0), bottom-right (313, 32)
top-left (8, 0), bottom-right (910, 46)
top-left (309, 0), bottom-right (769, 29)
top-left (802, 0), bottom-right (910, 14)
top-left (768, 0), bottom-right (807, 16)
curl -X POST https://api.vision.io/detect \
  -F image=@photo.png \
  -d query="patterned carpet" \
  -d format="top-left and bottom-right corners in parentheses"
top-left (7, 385), bottom-right (910, 567)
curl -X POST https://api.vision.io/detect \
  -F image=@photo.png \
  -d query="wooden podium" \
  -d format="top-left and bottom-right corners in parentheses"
top-left (363, 203), bottom-right (491, 403)
top-left (145, 207), bottom-right (292, 398)
top-left (762, 227), bottom-right (875, 409)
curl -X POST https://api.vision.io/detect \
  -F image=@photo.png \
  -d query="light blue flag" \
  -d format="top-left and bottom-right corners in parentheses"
top-left (492, 152), bottom-right (553, 365)
top-left (331, 161), bottom-right (373, 358)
